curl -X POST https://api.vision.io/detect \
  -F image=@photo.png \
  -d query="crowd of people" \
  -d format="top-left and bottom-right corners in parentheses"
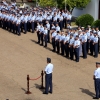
top-left (36, 25), bottom-right (100, 62)
top-left (0, 0), bottom-right (100, 62)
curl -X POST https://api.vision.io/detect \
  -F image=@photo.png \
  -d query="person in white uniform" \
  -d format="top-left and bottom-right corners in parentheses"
top-left (93, 62), bottom-right (100, 99)
top-left (43, 58), bottom-right (54, 94)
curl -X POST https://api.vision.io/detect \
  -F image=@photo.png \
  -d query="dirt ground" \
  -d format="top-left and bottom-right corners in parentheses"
top-left (0, 28), bottom-right (100, 100)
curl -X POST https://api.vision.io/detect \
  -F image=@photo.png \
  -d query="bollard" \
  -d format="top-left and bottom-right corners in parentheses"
top-left (26, 75), bottom-right (31, 94)
top-left (40, 70), bottom-right (45, 89)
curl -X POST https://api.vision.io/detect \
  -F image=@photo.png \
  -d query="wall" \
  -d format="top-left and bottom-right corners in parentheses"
top-left (72, 0), bottom-right (99, 20)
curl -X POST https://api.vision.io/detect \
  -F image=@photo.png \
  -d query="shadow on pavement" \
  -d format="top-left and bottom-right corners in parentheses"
top-left (80, 88), bottom-right (95, 97)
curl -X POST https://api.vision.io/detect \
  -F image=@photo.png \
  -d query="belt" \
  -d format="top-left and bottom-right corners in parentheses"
top-left (46, 73), bottom-right (52, 75)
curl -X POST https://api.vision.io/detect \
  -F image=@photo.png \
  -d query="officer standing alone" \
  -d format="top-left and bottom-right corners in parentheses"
top-left (43, 58), bottom-right (54, 94)
top-left (93, 62), bottom-right (100, 99)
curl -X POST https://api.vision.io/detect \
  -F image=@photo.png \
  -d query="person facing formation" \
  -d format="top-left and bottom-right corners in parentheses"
top-left (93, 62), bottom-right (100, 99)
top-left (43, 58), bottom-right (54, 94)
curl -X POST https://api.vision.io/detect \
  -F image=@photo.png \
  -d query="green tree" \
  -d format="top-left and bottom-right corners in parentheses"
top-left (39, 0), bottom-right (56, 7)
top-left (64, 0), bottom-right (91, 11)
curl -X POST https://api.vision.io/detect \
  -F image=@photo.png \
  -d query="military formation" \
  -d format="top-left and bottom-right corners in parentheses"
top-left (0, 0), bottom-right (100, 62)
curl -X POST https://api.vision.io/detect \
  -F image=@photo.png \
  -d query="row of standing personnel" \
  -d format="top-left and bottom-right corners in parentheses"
top-left (36, 23), bottom-right (100, 62)
top-left (0, 3), bottom-right (72, 36)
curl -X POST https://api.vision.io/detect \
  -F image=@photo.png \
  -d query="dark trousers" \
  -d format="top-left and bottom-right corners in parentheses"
top-left (74, 48), bottom-right (79, 62)
top-left (82, 42), bottom-right (87, 58)
top-left (13, 23), bottom-right (16, 33)
top-left (37, 31), bottom-right (40, 43)
top-left (69, 46), bottom-right (74, 60)
top-left (64, 43), bottom-right (69, 57)
top-left (90, 41), bottom-right (93, 55)
top-left (44, 35), bottom-right (47, 47)
top-left (94, 79), bottom-right (100, 98)
top-left (10, 22), bottom-right (12, 31)
top-left (63, 18), bottom-right (67, 28)
top-left (34, 21), bottom-right (37, 29)
top-left (53, 21), bottom-right (57, 26)
top-left (52, 38), bottom-right (55, 51)
top-left (45, 73), bottom-right (52, 93)
top-left (47, 30), bottom-right (50, 42)
top-left (40, 33), bottom-right (43, 45)
top-left (94, 43), bottom-right (98, 57)
top-left (87, 39), bottom-right (90, 53)
top-left (27, 22), bottom-right (31, 32)
top-left (16, 24), bottom-right (20, 35)
top-left (31, 22), bottom-right (34, 33)
top-left (98, 38), bottom-right (100, 53)
top-left (20, 22), bottom-right (23, 32)
top-left (67, 20), bottom-right (71, 25)
top-left (8, 21), bottom-right (10, 31)
top-left (56, 40), bottom-right (60, 53)
top-left (0, 20), bottom-right (1, 27)
top-left (24, 23), bottom-right (27, 33)
top-left (59, 21), bottom-right (63, 30)
top-left (61, 41), bottom-right (64, 55)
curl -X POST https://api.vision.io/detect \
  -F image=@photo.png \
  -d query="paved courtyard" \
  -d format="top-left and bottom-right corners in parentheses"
top-left (0, 28), bottom-right (100, 100)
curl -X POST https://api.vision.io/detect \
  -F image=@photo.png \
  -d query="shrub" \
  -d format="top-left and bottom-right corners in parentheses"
top-left (92, 20), bottom-right (100, 29)
top-left (75, 14), bottom-right (94, 27)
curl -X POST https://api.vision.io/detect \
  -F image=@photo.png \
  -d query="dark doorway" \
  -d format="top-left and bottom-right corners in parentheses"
top-left (99, 0), bottom-right (100, 19)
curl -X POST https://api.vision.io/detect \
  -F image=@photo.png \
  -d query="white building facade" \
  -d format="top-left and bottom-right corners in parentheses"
top-left (72, 0), bottom-right (100, 20)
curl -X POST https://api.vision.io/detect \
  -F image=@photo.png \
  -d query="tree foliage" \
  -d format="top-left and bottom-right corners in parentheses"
top-left (39, 0), bottom-right (56, 7)
top-left (38, 0), bottom-right (91, 9)
top-left (92, 20), bottom-right (100, 29)
top-left (64, 0), bottom-right (91, 9)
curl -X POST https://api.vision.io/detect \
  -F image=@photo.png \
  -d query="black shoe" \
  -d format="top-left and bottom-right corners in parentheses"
top-left (40, 44), bottom-right (43, 46)
top-left (49, 91), bottom-right (52, 94)
top-left (43, 92), bottom-right (48, 94)
top-left (94, 56), bottom-right (98, 58)
top-left (37, 41), bottom-right (40, 44)
top-left (76, 60), bottom-right (79, 62)
top-left (93, 97), bottom-right (99, 99)
top-left (83, 57), bottom-right (87, 59)
top-left (44, 46), bottom-right (47, 48)
top-left (52, 49), bottom-right (55, 52)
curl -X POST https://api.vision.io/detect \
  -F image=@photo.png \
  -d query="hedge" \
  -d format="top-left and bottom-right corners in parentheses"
top-left (75, 14), bottom-right (94, 27)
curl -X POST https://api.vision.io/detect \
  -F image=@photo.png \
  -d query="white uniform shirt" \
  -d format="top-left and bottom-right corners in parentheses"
top-left (81, 34), bottom-right (87, 42)
top-left (40, 26), bottom-right (44, 33)
top-left (64, 13), bottom-right (68, 18)
top-left (90, 35), bottom-right (94, 41)
top-left (93, 36), bottom-right (98, 43)
top-left (86, 32), bottom-right (90, 39)
top-left (16, 18), bottom-right (21, 24)
top-left (94, 68), bottom-right (100, 79)
top-left (37, 25), bottom-right (40, 31)
top-left (60, 35), bottom-right (65, 42)
top-left (43, 29), bottom-right (48, 35)
top-left (53, 16), bottom-right (57, 21)
top-left (69, 38), bottom-right (74, 45)
top-left (98, 31), bottom-right (100, 38)
top-left (59, 15), bottom-right (63, 21)
top-left (64, 35), bottom-right (69, 43)
top-left (31, 15), bottom-right (35, 22)
top-left (51, 25), bottom-right (55, 30)
top-left (52, 31), bottom-right (57, 38)
top-left (67, 14), bottom-right (72, 20)
top-left (55, 34), bottom-right (60, 40)
top-left (74, 40), bottom-right (80, 48)
top-left (45, 63), bottom-right (53, 74)
top-left (56, 26), bottom-right (60, 32)
top-left (46, 23), bottom-right (50, 30)
top-left (24, 16), bottom-right (28, 23)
